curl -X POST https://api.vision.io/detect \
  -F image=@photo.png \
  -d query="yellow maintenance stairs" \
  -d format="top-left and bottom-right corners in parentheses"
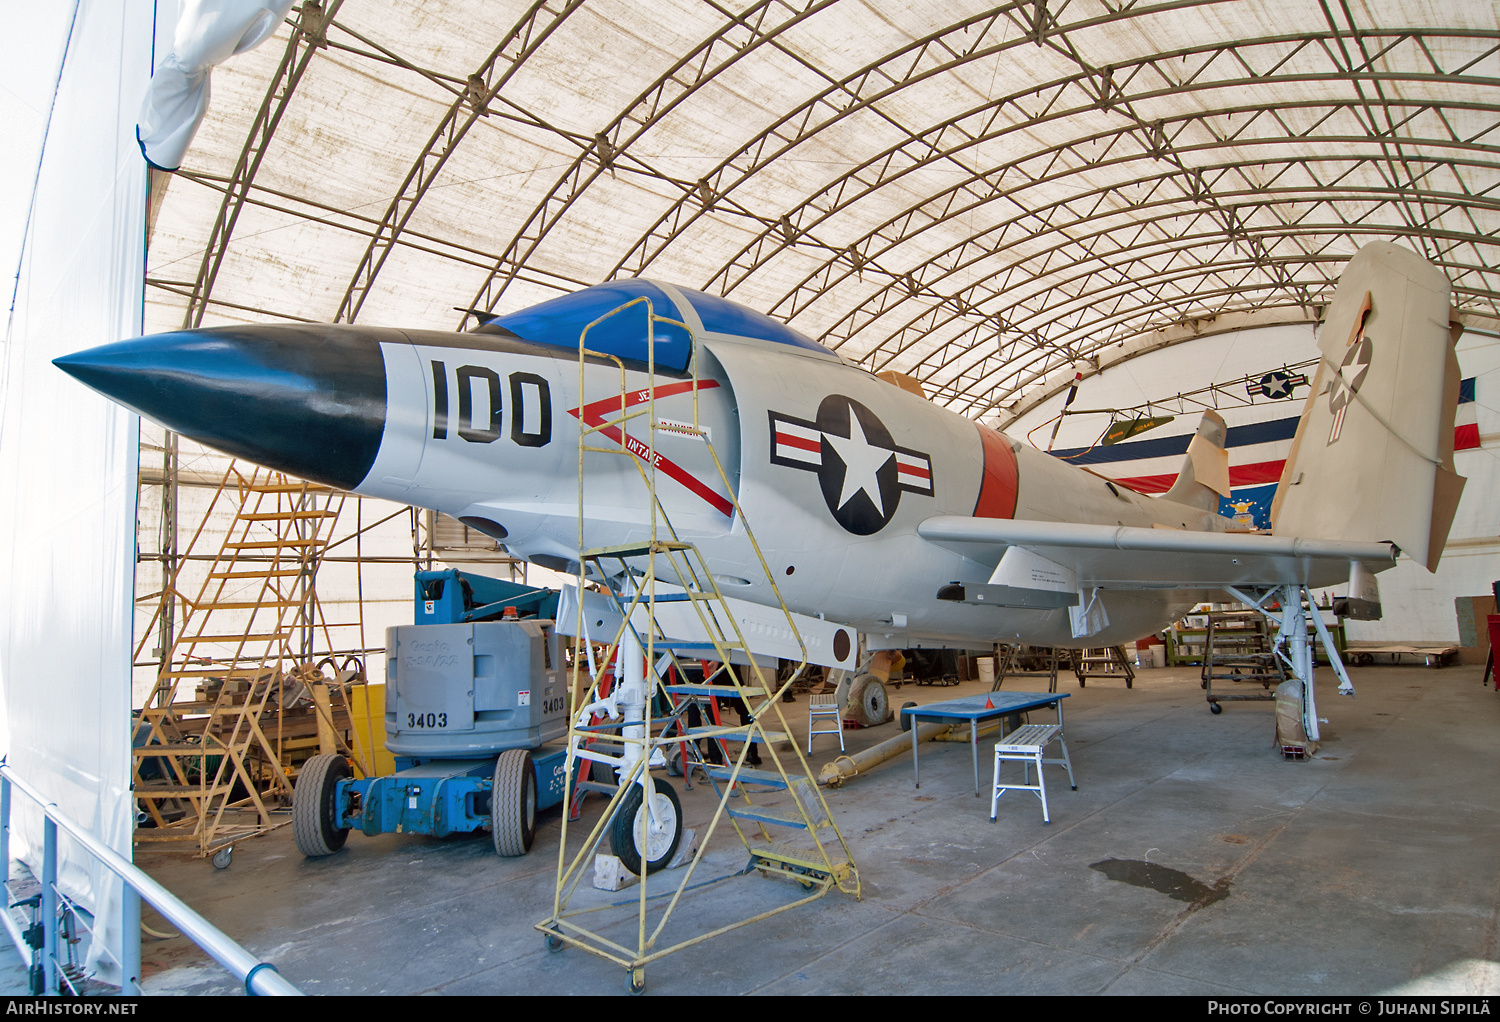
top-left (536, 297), bottom-right (859, 994)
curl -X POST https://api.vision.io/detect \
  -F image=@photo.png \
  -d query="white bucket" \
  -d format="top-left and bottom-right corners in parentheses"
top-left (1152, 645), bottom-right (1166, 669)
top-left (977, 657), bottom-right (996, 687)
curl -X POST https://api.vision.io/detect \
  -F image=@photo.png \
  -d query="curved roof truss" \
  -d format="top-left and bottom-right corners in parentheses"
top-left (147, 0), bottom-right (1500, 428)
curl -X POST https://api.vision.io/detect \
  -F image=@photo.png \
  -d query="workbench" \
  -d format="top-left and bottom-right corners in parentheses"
top-left (900, 691), bottom-right (1070, 795)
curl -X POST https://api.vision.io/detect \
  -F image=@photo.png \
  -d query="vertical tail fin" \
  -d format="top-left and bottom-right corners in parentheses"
top-left (1162, 410), bottom-right (1230, 513)
top-left (1271, 242), bottom-right (1465, 571)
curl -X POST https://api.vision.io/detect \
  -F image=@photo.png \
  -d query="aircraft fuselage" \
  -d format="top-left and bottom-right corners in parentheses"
top-left (359, 327), bottom-right (1217, 648)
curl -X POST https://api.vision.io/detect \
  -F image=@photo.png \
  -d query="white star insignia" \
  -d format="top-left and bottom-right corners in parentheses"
top-left (823, 413), bottom-right (894, 516)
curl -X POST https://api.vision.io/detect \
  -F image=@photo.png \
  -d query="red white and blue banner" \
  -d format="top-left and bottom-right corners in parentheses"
top-left (1050, 378), bottom-right (1478, 530)
top-left (1456, 376), bottom-right (1479, 452)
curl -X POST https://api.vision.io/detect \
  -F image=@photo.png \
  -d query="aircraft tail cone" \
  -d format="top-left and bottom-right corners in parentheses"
top-left (53, 324), bottom-right (391, 491)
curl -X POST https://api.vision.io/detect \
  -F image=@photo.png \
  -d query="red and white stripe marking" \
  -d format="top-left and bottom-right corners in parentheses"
top-left (773, 419), bottom-right (823, 466)
top-left (895, 451), bottom-right (932, 493)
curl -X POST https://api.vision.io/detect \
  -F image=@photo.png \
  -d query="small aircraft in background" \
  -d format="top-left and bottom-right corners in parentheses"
top-left (57, 241), bottom-right (1464, 743)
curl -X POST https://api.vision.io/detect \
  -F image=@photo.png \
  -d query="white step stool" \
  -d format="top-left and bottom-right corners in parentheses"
top-left (990, 723), bottom-right (1076, 824)
top-left (807, 692), bottom-right (844, 752)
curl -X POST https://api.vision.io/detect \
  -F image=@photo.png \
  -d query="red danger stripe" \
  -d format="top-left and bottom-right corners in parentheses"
top-left (973, 423), bottom-right (1018, 519)
top-left (568, 381), bottom-right (733, 517)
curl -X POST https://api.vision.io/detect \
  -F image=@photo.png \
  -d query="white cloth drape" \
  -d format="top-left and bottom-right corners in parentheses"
top-left (0, 0), bottom-right (153, 985)
top-left (137, 0), bottom-right (295, 170)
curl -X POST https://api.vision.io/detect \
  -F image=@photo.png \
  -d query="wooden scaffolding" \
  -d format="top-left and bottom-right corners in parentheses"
top-left (132, 461), bottom-right (370, 863)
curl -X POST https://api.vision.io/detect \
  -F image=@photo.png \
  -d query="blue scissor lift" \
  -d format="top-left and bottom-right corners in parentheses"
top-left (293, 569), bottom-right (579, 859)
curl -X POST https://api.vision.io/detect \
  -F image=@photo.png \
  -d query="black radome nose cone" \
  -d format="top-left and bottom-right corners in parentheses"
top-left (54, 324), bottom-right (389, 491)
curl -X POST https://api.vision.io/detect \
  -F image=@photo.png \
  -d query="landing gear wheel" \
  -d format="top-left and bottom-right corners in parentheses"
top-left (627, 967), bottom-right (646, 995)
top-left (900, 701), bottom-right (917, 732)
top-left (491, 749), bottom-right (536, 857)
top-left (293, 753), bottom-right (351, 857)
top-left (845, 675), bottom-right (889, 727)
top-left (211, 846), bottom-right (232, 870)
top-left (1210, 702), bottom-right (1223, 714)
top-left (609, 779), bottom-right (682, 875)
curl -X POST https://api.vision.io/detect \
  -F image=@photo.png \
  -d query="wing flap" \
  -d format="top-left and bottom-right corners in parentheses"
top-left (918, 515), bottom-right (1397, 590)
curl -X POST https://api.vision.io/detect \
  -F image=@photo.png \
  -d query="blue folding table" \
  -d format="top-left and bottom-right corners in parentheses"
top-left (900, 691), bottom-right (1070, 795)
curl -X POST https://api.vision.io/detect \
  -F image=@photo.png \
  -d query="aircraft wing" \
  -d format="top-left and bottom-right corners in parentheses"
top-left (917, 516), bottom-right (1397, 592)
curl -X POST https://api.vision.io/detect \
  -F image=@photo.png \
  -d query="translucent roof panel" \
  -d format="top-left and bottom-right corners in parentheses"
top-left (146, 0), bottom-right (1500, 426)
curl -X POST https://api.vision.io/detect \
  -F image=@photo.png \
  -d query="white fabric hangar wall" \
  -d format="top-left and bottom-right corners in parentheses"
top-left (0, 0), bottom-right (154, 982)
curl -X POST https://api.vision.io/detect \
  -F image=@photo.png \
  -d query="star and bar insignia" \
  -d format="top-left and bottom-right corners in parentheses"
top-left (769, 395), bottom-right (933, 536)
top-left (1246, 369), bottom-right (1309, 400)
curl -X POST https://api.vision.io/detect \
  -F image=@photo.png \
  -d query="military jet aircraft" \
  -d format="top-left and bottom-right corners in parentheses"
top-left (56, 242), bottom-right (1463, 745)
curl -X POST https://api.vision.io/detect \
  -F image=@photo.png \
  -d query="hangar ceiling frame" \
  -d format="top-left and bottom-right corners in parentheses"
top-left (147, 0), bottom-right (1500, 427)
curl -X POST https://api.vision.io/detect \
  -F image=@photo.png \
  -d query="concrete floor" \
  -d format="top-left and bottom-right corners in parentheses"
top-left (134, 663), bottom-right (1500, 996)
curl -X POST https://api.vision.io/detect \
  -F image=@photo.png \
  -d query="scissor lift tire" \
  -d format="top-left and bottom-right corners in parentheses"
top-left (293, 753), bottom-right (351, 857)
top-left (492, 749), bottom-right (537, 857)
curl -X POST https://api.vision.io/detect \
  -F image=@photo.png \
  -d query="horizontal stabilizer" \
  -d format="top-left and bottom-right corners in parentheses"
top-left (918, 515), bottom-right (1396, 590)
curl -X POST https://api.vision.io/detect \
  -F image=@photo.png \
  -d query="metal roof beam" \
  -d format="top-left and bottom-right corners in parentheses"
top-left (180, 1), bottom-right (347, 329)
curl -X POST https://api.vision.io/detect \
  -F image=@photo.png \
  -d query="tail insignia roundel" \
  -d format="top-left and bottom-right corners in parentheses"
top-left (769, 396), bottom-right (933, 535)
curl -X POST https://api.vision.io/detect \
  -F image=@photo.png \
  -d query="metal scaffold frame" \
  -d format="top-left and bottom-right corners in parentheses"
top-left (536, 297), bottom-right (859, 993)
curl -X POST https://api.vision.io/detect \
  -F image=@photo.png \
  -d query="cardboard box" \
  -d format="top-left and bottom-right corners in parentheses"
top-left (1455, 595), bottom-right (1498, 665)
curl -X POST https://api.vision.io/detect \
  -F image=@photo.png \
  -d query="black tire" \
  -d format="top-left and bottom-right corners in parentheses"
top-left (492, 749), bottom-right (537, 857)
top-left (900, 701), bottom-right (917, 732)
top-left (609, 779), bottom-right (682, 875)
top-left (293, 754), bottom-right (351, 857)
top-left (1210, 702), bottom-right (1224, 714)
